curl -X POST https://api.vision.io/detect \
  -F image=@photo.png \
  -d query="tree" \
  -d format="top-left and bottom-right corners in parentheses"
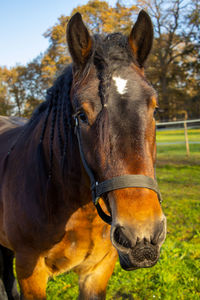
top-left (41, 15), bottom-right (71, 87)
top-left (22, 56), bottom-right (46, 117)
top-left (71, 0), bottom-right (137, 34)
top-left (5, 66), bottom-right (27, 116)
top-left (0, 57), bottom-right (45, 117)
top-left (136, 0), bottom-right (200, 120)
top-left (0, 67), bottom-right (13, 116)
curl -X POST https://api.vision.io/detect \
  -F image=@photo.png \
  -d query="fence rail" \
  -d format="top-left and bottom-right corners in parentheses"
top-left (156, 119), bottom-right (200, 127)
top-left (156, 119), bottom-right (200, 156)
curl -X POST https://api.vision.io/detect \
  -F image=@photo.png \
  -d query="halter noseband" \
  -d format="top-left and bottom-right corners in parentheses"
top-left (74, 115), bottom-right (162, 225)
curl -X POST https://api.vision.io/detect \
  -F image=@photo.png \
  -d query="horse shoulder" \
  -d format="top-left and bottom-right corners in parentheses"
top-left (44, 201), bottom-right (116, 275)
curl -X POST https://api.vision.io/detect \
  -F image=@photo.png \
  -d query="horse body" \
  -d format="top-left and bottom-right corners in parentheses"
top-left (0, 113), bottom-right (116, 299)
top-left (0, 10), bottom-right (166, 300)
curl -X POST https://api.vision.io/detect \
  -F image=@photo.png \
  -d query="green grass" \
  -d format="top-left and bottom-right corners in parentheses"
top-left (157, 129), bottom-right (200, 143)
top-left (46, 132), bottom-right (200, 300)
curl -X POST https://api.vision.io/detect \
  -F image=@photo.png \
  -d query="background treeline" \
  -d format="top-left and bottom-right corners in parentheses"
top-left (0, 0), bottom-right (199, 121)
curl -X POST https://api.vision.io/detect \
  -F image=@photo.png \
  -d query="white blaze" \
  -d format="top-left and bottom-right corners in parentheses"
top-left (113, 76), bottom-right (127, 95)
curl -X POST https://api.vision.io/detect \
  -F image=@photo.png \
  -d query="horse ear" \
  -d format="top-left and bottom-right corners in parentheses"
top-left (67, 13), bottom-right (92, 68)
top-left (129, 10), bottom-right (153, 67)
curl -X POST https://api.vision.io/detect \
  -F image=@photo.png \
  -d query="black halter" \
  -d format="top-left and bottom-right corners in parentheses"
top-left (74, 115), bottom-right (162, 225)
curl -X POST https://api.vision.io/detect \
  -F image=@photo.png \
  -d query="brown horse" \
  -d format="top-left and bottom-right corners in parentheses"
top-left (0, 10), bottom-right (166, 300)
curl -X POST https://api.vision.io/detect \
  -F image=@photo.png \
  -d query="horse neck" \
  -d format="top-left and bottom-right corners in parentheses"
top-left (41, 110), bottom-right (94, 220)
top-left (10, 108), bottom-right (88, 224)
top-left (37, 107), bottom-right (86, 191)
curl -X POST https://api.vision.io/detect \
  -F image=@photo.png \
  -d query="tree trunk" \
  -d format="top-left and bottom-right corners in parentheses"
top-left (160, 74), bottom-right (169, 121)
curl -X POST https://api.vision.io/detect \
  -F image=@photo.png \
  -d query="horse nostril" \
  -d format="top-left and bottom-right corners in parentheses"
top-left (113, 226), bottom-right (131, 249)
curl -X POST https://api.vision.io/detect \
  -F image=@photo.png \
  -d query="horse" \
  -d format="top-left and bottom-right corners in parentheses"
top-left (0, 10), bottom-right (166, 300)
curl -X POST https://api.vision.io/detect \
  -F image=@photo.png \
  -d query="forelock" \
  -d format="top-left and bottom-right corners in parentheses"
top-left (93, 33), bottom-right (133, 72)
top-left (92, 33), bottom-right (134, 104)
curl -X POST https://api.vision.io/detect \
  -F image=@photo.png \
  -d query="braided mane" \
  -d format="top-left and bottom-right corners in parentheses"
top-left (37, 65), bottom-right (73, 178)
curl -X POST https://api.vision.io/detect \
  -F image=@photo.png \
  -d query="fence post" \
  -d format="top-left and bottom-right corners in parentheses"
top-left (184, 120), bottom-right (190, 156)
top-left (177, 110), bottom-right (190, 156)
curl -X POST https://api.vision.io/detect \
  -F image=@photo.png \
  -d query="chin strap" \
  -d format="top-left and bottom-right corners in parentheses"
top-left (73, 115), bottom-right (162, 226)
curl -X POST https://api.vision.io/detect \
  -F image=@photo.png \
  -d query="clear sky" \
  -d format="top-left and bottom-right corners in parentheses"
top-left (0, 0), bottom-right (117, 68)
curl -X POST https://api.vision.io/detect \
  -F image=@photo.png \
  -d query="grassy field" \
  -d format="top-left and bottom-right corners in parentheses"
top-left (157, 129), bottom-right (200, 143)
top-left (46, 129), bottom-right (200, 299)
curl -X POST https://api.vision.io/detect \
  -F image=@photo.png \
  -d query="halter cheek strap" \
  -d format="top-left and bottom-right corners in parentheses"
top-left (74, 115), bottom-right (162, 225)
top-left (92, 175), bottom-right (162, 204)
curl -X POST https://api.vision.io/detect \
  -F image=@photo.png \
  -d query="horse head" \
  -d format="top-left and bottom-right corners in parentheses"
top-left (67, 11), bottom-right (166, 271)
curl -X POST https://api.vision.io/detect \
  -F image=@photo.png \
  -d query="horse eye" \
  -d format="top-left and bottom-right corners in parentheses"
top-left (79, 112), bottom-right (88, 124)
top-left (154, 107), bottom-right (159, 118)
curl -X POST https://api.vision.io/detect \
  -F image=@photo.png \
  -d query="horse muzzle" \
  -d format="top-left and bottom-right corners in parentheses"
top-left (118, 243), bottom-right (160, 271)
top-left (111, 216), bottom-right (166, 270)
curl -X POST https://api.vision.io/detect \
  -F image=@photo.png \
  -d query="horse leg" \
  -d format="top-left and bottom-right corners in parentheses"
top-left (0, 246), bottom-right (8, 300)
top-left (77, 249), bottom-right (117, 300)
top-left (0, 280), bottom-right (8, 300)
top-left (15, 252), bottom-right (49, 300)
top-left (0, 245), bottom-right (19, 300)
